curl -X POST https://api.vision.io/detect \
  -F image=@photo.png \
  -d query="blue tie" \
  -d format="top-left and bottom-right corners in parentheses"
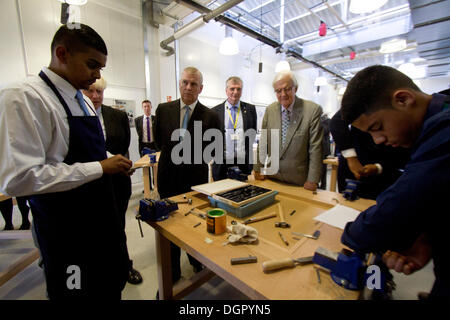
top-left (182, 105), bottom-right (190, 130)
top-left (229, 105), bottom-right (237, 129)
top-left (75, 90), bottom-right (90, 116)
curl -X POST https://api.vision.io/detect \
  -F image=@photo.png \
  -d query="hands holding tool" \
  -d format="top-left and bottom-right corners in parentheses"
top-left (382, 233), bottom-right (432, 275)
top-left (100, 154), bottom-right (133, 175)
top-left (253, 171), bottom-right (266, 180)
top-left (346, 156), bottom-right (380, 180)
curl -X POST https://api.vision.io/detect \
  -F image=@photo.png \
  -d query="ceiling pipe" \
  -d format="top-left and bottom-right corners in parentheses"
top-left (160, 0), bottom-right (244, 56)
top-left (174, 0), bottom-right (347, 81)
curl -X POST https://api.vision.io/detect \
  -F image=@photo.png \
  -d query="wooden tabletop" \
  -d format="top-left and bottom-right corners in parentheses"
top-left (148, 178), bottom-right (375, 300)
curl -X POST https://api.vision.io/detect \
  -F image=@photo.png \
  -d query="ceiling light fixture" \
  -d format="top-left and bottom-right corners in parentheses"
top-left (338, 86), bottom-right (347, 95)
top-left (398, 63), bottom-right (427, 79)
top-left (349, 0), bottom-right (387, 14)
top-left (219, 26), bottom-right (239, 56)
top-left (379, 38), bottom-right (407, 54)
top-left (275, 59), bottom-right (290, 72)
top-left (58, 0), bottom-right (88, 5)
top-left (314, 76), bottom-right (328, 86)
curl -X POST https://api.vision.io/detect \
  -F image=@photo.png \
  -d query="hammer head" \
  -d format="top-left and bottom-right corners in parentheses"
top-left (275, 222), bottom-right (291, 228)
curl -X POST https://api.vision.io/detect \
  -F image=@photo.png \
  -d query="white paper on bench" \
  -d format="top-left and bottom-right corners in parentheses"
top-left (313, 204), bottom-right (361, 230)
top-left (191, 179), bottom-right (248, 196)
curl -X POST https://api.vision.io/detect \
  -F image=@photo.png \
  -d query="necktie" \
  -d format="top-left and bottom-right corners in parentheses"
top-left (75, 90), bottom-right (90, 116)
top-left (230, 105), bottom-right (237, 129)
top-left (281, 108), bottom-right (290, 146)
top-left (146, 116), bottom-right (151, 142)
top-left (182, 105), bottom-right (190, 130)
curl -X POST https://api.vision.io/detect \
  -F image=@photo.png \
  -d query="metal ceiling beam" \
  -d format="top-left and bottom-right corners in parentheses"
top-left (160, 0), bottom-right (244, 55)
top-left (301, 14), bottom-right (412, 57)
top-left (174, 0), bottom-right (348, 81)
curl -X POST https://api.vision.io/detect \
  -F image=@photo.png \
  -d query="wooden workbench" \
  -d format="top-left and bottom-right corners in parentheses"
top-left (0, 193), bottom-right (40, 288)
top-left (147, 178), bottom-right (375, 300)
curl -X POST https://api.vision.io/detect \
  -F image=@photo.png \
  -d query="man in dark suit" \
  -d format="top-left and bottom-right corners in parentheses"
top-left (154, 67), bottom-right (220, 286)
top-left (83, 77), bottom-right (143, 285)
top-left (212, 76), bottom-right (257, 181)
top-left (135, 100), bottom-right (157, 155)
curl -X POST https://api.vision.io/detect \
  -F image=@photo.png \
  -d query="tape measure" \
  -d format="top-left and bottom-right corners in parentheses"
top-left (206, 208), bottom-right (227, 235)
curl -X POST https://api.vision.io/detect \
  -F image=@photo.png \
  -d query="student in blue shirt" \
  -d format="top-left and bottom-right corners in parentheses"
top-left (339, 65), bottom-right (450, 300)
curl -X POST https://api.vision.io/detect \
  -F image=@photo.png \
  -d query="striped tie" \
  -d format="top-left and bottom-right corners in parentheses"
top-left (281, 108), bottom-right (290, 146)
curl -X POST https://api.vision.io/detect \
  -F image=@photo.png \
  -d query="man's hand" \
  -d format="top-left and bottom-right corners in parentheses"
top-left (303, 181), bottom-right (318, 191)
top-left (382, 234), bottom-right (432, 275)
top-left (100, 155), bottom-right (132, 175)
top-left (253, 171), bottom-right (266, 180)
top-left (361, 164), bottom-right (379, 177)
top-left (346, 157), bottom-right (364, 180)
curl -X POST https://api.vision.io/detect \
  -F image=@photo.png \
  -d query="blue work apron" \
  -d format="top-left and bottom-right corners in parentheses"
top-left (29, 72), bottom-right (129, 299)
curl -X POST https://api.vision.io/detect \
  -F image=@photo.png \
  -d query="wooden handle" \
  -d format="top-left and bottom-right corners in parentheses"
top-left (251, 212), bottom-right (277, 223)
top-left (262, 258), bottom-right (295, 272)
top-left (278, 203), bottom-right (285, 222)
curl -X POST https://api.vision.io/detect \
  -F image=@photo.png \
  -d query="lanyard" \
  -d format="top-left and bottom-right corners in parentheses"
top-left (227, 104), bottom-right (240, 130)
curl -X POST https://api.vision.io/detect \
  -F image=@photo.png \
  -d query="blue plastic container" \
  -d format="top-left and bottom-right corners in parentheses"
top-left (208, 191), bottom-right (278, 218)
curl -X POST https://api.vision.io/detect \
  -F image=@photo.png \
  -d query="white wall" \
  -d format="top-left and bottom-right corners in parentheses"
top-left (3, 0), bottom-right (449, 185)
top-left (0, 0), bottom-right (146, 183)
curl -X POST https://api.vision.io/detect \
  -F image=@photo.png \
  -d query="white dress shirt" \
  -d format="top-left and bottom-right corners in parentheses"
top-left (224, 100), bottom-right (245, 162)
top-left (0, 67), bottom-right (103, 196)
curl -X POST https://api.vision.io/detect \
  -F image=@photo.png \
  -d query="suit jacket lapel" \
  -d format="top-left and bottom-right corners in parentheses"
top-left (218, 102), bottom-right (225, 132)
top-left (241, 102), bottom-right (249, 132)
top-left (101, 105), bottom-right (112, 140)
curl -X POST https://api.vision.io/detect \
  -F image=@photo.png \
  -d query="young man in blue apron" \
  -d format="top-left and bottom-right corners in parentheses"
top-left (0, 24), bottom-right (132, 299)
top-left (339, 65), bottom-right (450, 300)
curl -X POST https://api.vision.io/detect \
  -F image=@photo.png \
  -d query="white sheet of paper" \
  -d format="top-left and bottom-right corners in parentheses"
top-left (314, 204), bottom-right (361, 230)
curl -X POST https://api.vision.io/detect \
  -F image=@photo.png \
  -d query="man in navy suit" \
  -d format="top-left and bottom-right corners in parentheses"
top-left (135, 100), bottom-right (157, 155)
top-left (212, 76), bottom-right (257, 181)
top-left (154, 67), bottom-right (220, 288)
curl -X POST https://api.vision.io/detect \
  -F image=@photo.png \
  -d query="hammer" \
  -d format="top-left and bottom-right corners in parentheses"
top-left (275, 203), bottom-right (290, 228)
top-left (176, 198), bottom-right (192, 205)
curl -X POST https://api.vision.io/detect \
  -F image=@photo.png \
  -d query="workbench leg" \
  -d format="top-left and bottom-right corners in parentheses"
top-left (143, 167), bottom-right (151, 199)
top-left (153, 164), bottom-right (158, 194)
top-left (155, 230), bottom-right (173, 300)
top-left (330, 165), bottom-right (338, 192)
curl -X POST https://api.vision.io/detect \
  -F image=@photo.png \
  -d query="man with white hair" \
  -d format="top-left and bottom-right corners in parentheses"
top-left (254, 71), bottom-right (323, 191)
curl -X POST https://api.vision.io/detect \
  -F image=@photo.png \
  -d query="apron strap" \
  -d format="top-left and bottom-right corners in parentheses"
top-left (39, 71), bottom-right (73, 117)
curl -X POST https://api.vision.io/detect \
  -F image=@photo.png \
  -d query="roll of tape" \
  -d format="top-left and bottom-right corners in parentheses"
top-left (206, 208), bottom-right (227, 235)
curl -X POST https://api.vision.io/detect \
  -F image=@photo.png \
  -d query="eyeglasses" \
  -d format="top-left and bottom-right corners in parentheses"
top-left (274, 86), bottom-right (293, 95)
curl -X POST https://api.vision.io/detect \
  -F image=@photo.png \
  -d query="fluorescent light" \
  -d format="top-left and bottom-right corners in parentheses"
top-left (275, 60), bottom-right (290, 72)
top-left (219, 26), bottom-right (239, 56)
top-left (314, 76), bottom-right (328, 86)
top-left (219, 37), bottom-right (239, 55)
top-left (349, 0), bottom-right (387, 14)
top-left (379, 38), bottom-right (407, 54)
top-left (398, 63), bottom-right (427, 79)
top-left (58, 0), bottom-right (88, 5)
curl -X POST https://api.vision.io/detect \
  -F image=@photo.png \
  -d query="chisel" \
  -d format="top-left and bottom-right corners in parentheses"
top-left (243, 212), bottom-right (277, 225)
top-left (292, 230), bottom-right (321, 240)
top-left (262, 256), bottom-right (314, 272)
